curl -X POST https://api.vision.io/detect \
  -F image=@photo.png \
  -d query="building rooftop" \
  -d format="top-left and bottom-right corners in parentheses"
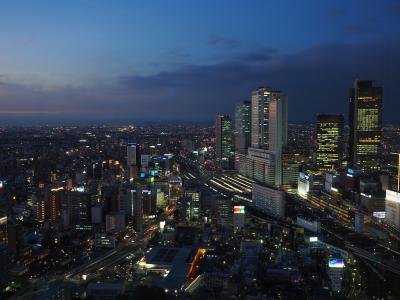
top-left (139, 246), bottom-right (195, 290)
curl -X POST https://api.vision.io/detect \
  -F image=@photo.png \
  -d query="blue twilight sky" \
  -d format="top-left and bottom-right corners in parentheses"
top-left (0, 0), bottom-right (399, 124)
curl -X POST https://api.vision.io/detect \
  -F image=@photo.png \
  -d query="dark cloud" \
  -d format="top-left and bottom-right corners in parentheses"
top-left (119, 38), bottom-right (400, 122)
top-left (166, 49), bottom-right (192, 59)
top-left (1, 38), bottom-right (400, 124)
top-left (237, 47), bottom-right (279, 62)
top-left (345, 17), bottom-right (380, 35)
top-left (328, 7), bottom-right (346, 18)
top-left (386, 3), bottom-right (400, 15)
top-left (208, 35), bottom-right (241, 47)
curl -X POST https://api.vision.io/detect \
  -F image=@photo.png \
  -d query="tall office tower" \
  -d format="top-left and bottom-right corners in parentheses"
top-left (268, 92), bottom-right (288, 186)
top-left (62, 191), bottom-right (92, 225)
top-left (235, 101), bottom-right (251, 153)
top-left (316, 114), bottom-right (344, 171)
top-left (268, 92), bottom-right (288, 153)
top-left (118, 183), bottom-right (134, 218)
top-left (127, 142), bottom-right (141, 167)
top-left (251, 87), bottom-right (270, 149)
top-left (142, 188), bottom-right (156, 216)
top-left (251, 87), bottom-right (288, 151)
top-left (127, 142), bottom-right (141, 179)
top-left (349, 80), bottom-right (383, 172)
top-left (244, 87), bottom-right (288, 186)
top-left (215, 115), bottom-right (234, 160)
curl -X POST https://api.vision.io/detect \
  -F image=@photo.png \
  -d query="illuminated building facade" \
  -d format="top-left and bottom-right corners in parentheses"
top-left (246, 148), bottom-right (277, 186)
top-left (251, 87), bottom-right (270, 149)
top-left (236, 86), bottom-right (288, 187)
top-left (235, 100), bottom-right (251, 153)
top-left (251, 87), bottom-right (288, 151)
top-left (127, 141), bottom-right (141, 179)
top-left (34, 189), bottom-right (51, 223)
top-left (252, 183), bottom-right (285, 219)
top-left (349, 80), bottom-right (382, 172)
top-left (233, 205), bottom-right (245, 231)
top-left (385, 189), bottom-right (400, 229)
top-left (316, 114), bottom-right (344, 171)
top-left (215, 115), bottom-right (234, 160)
top-left (282, 153), bottom-right (304, 190)
top-left (297, 172), bottom-right (324, 197)
top-left (127, 142), bottom-right (140, 167)
top-left (184, 190), bottom-right (201, 220)
top-left (49, 189), bottom-right (63, 221)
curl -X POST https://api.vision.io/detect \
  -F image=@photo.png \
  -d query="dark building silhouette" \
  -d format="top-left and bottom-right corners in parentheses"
top-left (235, 100), bottom-right (251, 153)
top-left (215, 115), bottom-right (233, 160)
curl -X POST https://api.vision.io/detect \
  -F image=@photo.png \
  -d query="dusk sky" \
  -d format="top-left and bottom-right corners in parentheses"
top-left (1, 0), bottom-right (400, 124)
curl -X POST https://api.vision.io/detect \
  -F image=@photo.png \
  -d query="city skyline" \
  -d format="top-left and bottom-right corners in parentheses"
top-left (0, 1), bottom-right (400, 124)
top-left (2, 2), bottom-right (400, 299)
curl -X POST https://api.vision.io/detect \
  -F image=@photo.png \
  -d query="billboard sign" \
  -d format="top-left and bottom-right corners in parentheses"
top-left (233, 206), bottom-right (245, 214)
top-left (373, 211), bottom-right (386, 219)
top-left (329, 258), bottom-right (345, 268)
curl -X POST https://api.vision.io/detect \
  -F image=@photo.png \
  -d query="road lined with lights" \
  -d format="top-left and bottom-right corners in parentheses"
top-left (177, 156), bottom-right (400, 277)
top-left (11, 224), bottom-right (158, 300)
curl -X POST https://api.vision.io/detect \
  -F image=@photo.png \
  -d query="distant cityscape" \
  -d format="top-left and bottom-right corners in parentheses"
top-left (0, 77), bottom-right (400, 300)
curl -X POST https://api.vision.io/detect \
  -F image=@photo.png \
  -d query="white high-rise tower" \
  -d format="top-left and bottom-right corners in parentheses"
top-left (243, 86), bottom-right (287, 186)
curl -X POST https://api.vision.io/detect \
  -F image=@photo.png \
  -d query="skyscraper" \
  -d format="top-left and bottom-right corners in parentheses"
top-left (349, 80), bottom-right (383, 172)
top-left (62, 191), bottom-right (92, 225)
top-left (268, 92), bottom-right (288, 153)
top-left (127, 142), bottom-right (141, 179)
top-left (316, 114), bottom-right (344, 171)
top-left (251, 87), bottom-right (287, 152)
top-left (215, 115), bottom-right (234, 160)
top-left (240, 87), bottom-right (287, 187)
top-left (235, 101), bottom-right (251, 153)
top-left (251, 87), bottom-right (270, 149)
top-left (127, 142), bottom-right (140, 166)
